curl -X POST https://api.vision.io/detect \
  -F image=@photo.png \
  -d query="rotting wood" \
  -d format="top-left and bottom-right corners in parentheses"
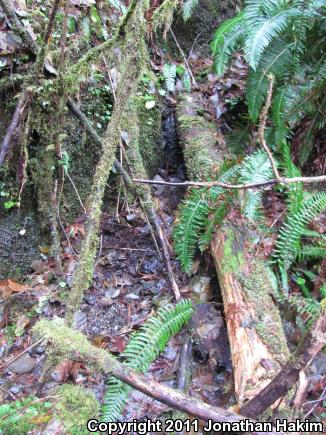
top-left (33, 319), bottom-right (286, 435)
top-left (211, 222), bottom-right (290, 405)
top-left (240, 302), bottom-right (326, 418)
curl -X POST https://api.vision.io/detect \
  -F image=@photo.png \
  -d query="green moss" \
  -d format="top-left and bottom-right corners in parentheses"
top-left (66, 0), bottom-right (152, 321)
top-left (55, 385), bottom-right (99, 435)
top-left (177, 108), bottom-right (223, 180)
top-left (220, 226), bottom-right (245, 272)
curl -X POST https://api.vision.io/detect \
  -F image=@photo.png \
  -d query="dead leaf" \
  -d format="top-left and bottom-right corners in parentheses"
top-left (52, 359), bottom-right (84, 383)
top-left (0, 279), bottom-right (28, 298)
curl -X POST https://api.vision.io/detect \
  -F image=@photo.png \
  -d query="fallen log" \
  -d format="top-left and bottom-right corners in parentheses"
top-left (211, 222), bottom-right (290, 405)
top-left (33, 319), bottom-right (285, 435)
top-left (176, 92), bottom-right (229, 180)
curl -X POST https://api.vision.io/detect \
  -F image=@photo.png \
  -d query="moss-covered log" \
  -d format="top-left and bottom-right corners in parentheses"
top-left (211, 223), bottom-right (290, 405)
top-left (176, 92), bottom-right (229, 180)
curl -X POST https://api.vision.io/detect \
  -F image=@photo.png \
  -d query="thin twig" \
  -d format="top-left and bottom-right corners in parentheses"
top-left (44, 0), bottom-right (61, 45)
top-left (133, 174), bottom-right (326, 190)
top-left (3, 338), bottom-right (44, 369)
top-left (0, 91), bottom-right (31, 167)
top-left (303, 384), bottom-right (326, 418)
top-left (258, 74), bottom-right (281, 180)
top-left (65, 172), bottom-right (86, 213)
top-left (170, 29), bottom-right (199, 89)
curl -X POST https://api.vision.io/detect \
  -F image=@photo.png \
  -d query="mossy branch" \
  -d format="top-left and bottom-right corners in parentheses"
top-left (66, 0), bottom-right (152, 322)
top-left (33, 319), bottom-right (282, 434)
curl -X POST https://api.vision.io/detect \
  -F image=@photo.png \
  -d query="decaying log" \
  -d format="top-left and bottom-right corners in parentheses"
top-left (211, 222), bottom-right (290, 405)
top-left (240, 303), bottom-right (326, 418)
top-left (33, 319), bottom-right (284, 435)
top-left (176, 92), bottom-right (229, 180)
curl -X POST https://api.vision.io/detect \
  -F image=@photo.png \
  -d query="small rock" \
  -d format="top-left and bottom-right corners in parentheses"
top-left (125, 293), bottom-right (139, 300)
top-left (9, 385), bottom-right (22, 395)
top-left (105, 287), bottom-right (120, 299)
top-left (99, 297), bottom-right (113, 307)
top-left (125, 213), bottom-right (137, 223)
top-left (7, 354), bottom-right (36, 374)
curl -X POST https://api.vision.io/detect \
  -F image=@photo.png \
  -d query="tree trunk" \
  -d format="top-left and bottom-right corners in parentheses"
top-left (211, 222), bottom-right (290, 405)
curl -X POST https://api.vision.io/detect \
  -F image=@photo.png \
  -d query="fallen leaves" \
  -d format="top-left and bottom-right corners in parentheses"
top-left (0, 279), bottom-right (28, 299)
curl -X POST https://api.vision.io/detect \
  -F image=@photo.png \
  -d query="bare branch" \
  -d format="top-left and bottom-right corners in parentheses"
top-left (132, 175), bottom-right (326, 190)
top-left (34, 319), bottom-right (286, 435)
top-left (0, 91), bottom-right (32, 167)
top-left (44, 0), bottom-right (61, 45)
top-left (258, 74), bottom-right (281, 180)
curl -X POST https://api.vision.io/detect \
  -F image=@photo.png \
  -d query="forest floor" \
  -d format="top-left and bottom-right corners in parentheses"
top-left (0, 2), bottom-right (326, 430)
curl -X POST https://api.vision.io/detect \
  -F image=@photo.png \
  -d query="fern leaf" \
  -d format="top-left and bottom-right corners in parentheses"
top-left (280, 141), bottom-right (303, 214)
top-left (244, 8), bottom-right (300, 69)
top-left (163, 63), bottom-right (177, 92)
top-left (102, 300), bottom-right (193, 422)
top-left (182, 0), bottom-right (199, 21)
top-left (239, 150), bottom-right (274, 220)
top-left (211, 12), bottom-right (245, 77)
top-left (173, 165), bottom-right (239, 273)
top-left (246, 38), bottom-right (293, 121)
top-left (273, 192), bottom-right (326, 273)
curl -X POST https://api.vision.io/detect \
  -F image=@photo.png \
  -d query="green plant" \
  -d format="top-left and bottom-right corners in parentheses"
top-left (211, 0), bottom-right (326, 161)
top-left (239, 150), bottom-right (274, 220)
top-left (273, 192), bottom-right (326, 294)
top-left (182, 0), bottom-right (199, 21)
top-left (173, 164), bottom-right (238, 273)
top-left (0, 396), bottom-right (53, 434)
top-left (101, 300), bottom-right (193, 421)
top-left (163, 63), bottom-right (177, 92)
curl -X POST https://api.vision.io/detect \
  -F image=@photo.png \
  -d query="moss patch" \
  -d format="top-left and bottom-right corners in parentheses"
top-left (54, 385), bottom-right (99, 435)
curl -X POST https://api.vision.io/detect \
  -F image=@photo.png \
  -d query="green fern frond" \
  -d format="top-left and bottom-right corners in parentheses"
top-left (239, 150), bottom-right (274, 220)
top-left (173, 188), bottom-right (209, 274)
top-left (280, 141), bottom-right (303, 214)
top-left (272, 86), bottom-right (296, 143)
top-left (273, 192), bottom-right (326, 291)
top-left (182, 0), bottom-right (199, 21)
top-left (198, 201), bottom-right (230, 252)
top-left (102, 300), bottom-right (193, 422)
top-left (295, 245), bottom-right (326, 262)
top-left (163, 63), bottom-right (177, 92)
top-left (297, 297), bottom-right (321, 326)
top-left (244, 7), bottom-right (300, 69)
top-left (246, 38), bottom-right (293, 121)
top-left (225, 122), bottom-right (252, 153)
top-left (173, 165), bottom-right (239, 273)
top-left (211, 12), bottom-right (245, 77)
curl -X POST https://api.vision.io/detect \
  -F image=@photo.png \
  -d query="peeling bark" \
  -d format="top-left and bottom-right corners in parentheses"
top-left (211, 223), bottom-right (290, 405)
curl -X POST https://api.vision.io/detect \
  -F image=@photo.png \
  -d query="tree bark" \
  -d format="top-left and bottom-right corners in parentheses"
top-left (211, 222), bottom-right (290, 405)
top-left (240, 304), bottom-right (326, 417)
